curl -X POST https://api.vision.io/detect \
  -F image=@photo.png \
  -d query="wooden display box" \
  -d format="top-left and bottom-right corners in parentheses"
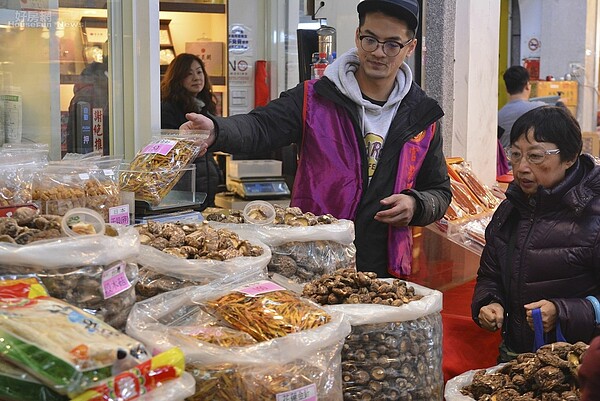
top-left (582, 131), bottom-right (600, 157)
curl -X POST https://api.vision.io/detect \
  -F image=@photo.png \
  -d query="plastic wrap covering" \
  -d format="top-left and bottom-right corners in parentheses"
top-left (0, 150), bottom-right (47, 207)
top-left (134, 222), bottom-right (270, 301)
top-left (0, 361), bottom-right (68, 401)
top-left (0, 297), bottom-right (148, 396)
top-left (119, 133), bottom-right (207, 206)
top-left (0, 261), bottom-right (138, 330)
top-left (0, 224), bottom-right (139, 268)
top-left (208, 219), bottom-right (356, 283)
top-left (444, 341), bottom-right (588, 401)
top-left (451, 162), bottom-right (500, 210)
top-left (126, 278), bottom-right (351, 401)
top-left (323, 281), bottom-right (443, 401)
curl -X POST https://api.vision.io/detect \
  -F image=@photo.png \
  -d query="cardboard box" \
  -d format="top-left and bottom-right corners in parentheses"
top-left (185, 41), bottom-right (224, 77)
top-left (531, 81), bottom-right (578, 107)
top-left (582, 131), bottom-right (600, 157)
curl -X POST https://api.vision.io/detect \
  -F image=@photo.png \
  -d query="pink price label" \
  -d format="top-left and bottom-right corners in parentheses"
top-left (236, 280), bottom-right (285, 296)
top-left (276, 384), bottom-right (317, 401)
top-left (109, 204), bottom-right (130, 225)
top-left (102, 262), bottom-right (132, 299)
top-left (141, 139), bottom-right (177, 156)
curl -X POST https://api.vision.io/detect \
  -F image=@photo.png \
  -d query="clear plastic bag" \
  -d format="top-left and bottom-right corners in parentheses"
top-left (208, 220), bottom-right (356, 283)
top-left (134, 223), bottom-right (270, 301)
top-left (323, 281), bottom-right (444, 401)
top-left (119, 133), bottom-right (207, 206)
top-left (0, 150), bottom-right (47, 207)
top-left (32, 163), bottom-right (88, 215)
top-left (126, 278), bottom-right (351, 401)
top-left (0, 262), bottom-right (138, 330)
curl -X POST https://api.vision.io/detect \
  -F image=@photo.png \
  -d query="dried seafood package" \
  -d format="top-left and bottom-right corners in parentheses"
top-left (119, 132), bottom-right (207, 206)
top-left (0, 296), bottom-right (148, 396)
top-left (445, 341), bottom-right (589, 401)
top-left (451, 162), bottom-right (500, 210)
top-left (126, 278), bottom-right (351, 401)
top-left (206, 280), bottom-right (331, 341)
top-left (134, 221), bottom-right (270, 301)
top-left (304, 271), bottom-right (444, 401)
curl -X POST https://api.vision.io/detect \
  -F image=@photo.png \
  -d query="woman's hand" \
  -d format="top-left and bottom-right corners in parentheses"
top-left (180, 112), bottom-right (216, 157)
top-left (524, 300), bottom-right (557, 333)
top-left (478, 302), bottom-right (504, 332)
top-left (374, 194), bottom-right (416, 227)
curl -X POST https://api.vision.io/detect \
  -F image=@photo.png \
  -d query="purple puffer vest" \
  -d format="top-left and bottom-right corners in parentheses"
top-left (293, 80), bottom-right (435, 276)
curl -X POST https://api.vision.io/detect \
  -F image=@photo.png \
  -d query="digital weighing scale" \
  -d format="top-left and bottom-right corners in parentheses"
top-left (214, 158), bottom-right (291, 209)
top-left (227, 177), bottom-right (290, 199)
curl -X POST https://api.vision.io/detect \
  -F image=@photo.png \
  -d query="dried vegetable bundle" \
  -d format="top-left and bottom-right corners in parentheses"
top-left (206, 283), bottom-right (330, 341)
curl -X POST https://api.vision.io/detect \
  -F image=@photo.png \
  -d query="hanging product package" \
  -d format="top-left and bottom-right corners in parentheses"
top-left (119, 132), bottom-right (208, 206)
top-left (206, 205), bottom-right (356, 283)
top-left (307, 274), bottom-right (444, 401)
top-left (0, 223), bottom-right (140, 329)
top-left (127, 278), bottom-right (351, 401)
top-left (134, 221), bottom-right (270, 301)
top-left (0, 296), bottom-right (148, 396)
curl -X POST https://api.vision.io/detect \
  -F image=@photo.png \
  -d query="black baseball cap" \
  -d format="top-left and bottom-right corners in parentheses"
top-left (357, 0), bottom-right (420, 32)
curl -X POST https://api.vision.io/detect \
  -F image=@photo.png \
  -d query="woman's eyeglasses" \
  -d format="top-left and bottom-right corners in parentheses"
top-left (506, 148), bottom-right (560, 165)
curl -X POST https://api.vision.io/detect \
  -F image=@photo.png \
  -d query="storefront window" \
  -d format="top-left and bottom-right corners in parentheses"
top-left (0, 1), bottom-right (120, 160)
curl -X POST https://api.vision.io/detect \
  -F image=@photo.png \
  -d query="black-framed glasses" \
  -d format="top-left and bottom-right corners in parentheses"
top-left (358, 33), bottom-right (413, 57)
top-left (506, 148), bottom-right (560, 165)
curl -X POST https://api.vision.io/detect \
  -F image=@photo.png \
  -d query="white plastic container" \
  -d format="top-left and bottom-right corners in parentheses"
top-left (243, 200), bottom-right (276, 225)
top-left (62, 207), bottom-right (106, 237)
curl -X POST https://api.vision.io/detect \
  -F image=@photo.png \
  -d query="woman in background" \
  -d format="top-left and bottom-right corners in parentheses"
top-left (161, 53), bottom-right (223, 208)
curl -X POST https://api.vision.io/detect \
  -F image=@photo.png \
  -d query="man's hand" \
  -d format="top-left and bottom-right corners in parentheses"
top-left (374, 194), bottom-right (416, 227)
top-left (479, 302), bottom-right (504, 332)
top-left (524, 300), bottom-right (557, 333)
top-left (179, 112), bottom-right (216, 157)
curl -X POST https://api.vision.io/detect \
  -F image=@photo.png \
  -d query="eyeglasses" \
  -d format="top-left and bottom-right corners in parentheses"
top-left (358, 33), bottom-right (413, 57)
top-left (506, 148), bottom-right (561, 165)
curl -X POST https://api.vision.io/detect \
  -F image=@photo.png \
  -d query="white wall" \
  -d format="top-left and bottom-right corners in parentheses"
top-left (453, 0), bottom-right (501, 186)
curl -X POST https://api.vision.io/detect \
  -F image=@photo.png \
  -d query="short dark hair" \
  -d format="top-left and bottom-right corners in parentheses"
top-left (503, 66), bottom-right (530, 95)
top-left (510, 106), bottom-right (582, 162)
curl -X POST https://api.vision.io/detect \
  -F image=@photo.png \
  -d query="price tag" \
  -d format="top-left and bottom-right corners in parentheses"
top-left (109, 204), bottom-right (130, 225)
top-left (103, 169), bottom-right (115, 176)
top-left (276, 384), bottom-right (317, 401)
top-left (236, 280), bottom-right (285, 296)
top-left (141, 139), bottom-right (177, 156)
top-left (78, 173), bottom-right (90, 180)
top-left (102, 262), bottom-right (132, 299)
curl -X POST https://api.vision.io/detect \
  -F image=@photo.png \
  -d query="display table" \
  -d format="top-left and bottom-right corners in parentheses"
top-left (409, 224), bottom-right (482, 292)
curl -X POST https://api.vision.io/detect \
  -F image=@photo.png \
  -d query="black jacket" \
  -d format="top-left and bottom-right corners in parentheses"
top-left (161, 100), bottom-right (223, 207)
top-left (210, 77), bottom-right (451, 277)
top-left (472, 154), bottom-right (600, 353)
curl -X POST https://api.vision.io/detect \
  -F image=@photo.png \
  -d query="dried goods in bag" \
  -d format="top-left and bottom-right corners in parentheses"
top-left (206, 280), bottom-right (331, 341)
top-left (126, 279), bottom-right (350, 401)
top-left (119, 132), bottom-right (208, 206)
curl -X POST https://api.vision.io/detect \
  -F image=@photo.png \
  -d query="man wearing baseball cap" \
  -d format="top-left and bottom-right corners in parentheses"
top-left (181, 0), bottom-right (451, 279)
